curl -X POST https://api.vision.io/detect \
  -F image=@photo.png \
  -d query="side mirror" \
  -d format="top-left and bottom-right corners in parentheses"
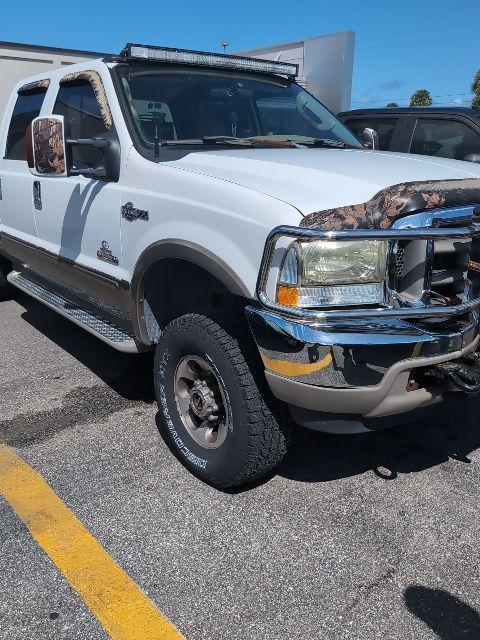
top-left (463, 153), bottom-right (480, 164)
top-left (27, 115), bottom-right (120, 181)
top-left (362, 127), bottom-right (379, 150)
top-left (27, 116), bottom-right (68, 177)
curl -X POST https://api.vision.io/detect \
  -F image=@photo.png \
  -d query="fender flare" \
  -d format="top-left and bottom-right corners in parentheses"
top-left (130, 239), bottom-right (253, 344)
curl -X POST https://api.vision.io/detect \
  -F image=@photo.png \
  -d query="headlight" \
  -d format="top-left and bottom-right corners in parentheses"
top-left (277, 239), bottom-right (387, 307)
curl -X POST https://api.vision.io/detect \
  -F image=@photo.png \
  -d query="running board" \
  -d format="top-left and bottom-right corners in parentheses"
top-left (8, 270), bottom-right (142, 353)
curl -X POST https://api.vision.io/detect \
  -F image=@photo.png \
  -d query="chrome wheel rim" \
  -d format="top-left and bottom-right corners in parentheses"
top-left (174, 355), bottom-right (229, 449)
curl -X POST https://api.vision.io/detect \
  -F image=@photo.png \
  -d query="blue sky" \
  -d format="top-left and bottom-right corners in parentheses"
top-left (2, 0), bottom-right (479, 108)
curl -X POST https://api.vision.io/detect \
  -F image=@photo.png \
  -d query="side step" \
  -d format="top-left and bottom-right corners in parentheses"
top-left (8, 271), bottom-right (141, 353)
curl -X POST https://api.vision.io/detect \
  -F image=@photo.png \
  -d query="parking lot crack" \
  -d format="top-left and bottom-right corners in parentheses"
top-left (344, 560), bottom-right (401, 613)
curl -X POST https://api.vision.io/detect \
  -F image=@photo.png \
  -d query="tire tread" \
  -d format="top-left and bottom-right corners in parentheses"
top-left (160, 313), bottom-right (289, 488)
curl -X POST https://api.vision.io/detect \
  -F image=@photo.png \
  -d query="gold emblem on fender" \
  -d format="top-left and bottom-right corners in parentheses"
top-left (468, 260), bottom-right (480, 273)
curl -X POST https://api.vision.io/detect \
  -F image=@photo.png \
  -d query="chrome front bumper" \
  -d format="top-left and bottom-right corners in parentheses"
top-left (246, 306), bottom-right (479, 426)
top-left (251, 205), bottom-right (480, 430)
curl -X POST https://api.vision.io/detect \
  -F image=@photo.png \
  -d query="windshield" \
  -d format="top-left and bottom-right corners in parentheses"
top-left (115, 65), bottom-right (361, 157)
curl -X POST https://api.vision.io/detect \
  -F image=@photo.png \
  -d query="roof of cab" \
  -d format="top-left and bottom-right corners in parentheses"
top-left (12, 58), bottom-right (108, 92)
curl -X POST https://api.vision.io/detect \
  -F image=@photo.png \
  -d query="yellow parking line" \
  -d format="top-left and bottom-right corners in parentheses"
top-left (0, 444), bottom-right (184, 640)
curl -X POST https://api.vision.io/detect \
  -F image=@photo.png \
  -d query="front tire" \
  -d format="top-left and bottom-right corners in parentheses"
top-left (154, 313), bottom-right (288, 489)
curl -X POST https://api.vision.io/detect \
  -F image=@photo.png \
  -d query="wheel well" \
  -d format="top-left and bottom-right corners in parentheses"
top-left (141, 258), bottom-right (249, 342)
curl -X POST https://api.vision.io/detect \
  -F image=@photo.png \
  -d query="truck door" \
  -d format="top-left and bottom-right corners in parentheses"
top-left (33, 72), bottom-right (125, 291)
top-left (0, 82), bottom-right (49, 249)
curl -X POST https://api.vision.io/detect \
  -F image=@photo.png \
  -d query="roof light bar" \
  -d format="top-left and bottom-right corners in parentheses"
top-left (121, 43), bottom-right (298, 78)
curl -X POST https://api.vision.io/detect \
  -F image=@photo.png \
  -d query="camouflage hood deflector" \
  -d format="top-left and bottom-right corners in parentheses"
top-left (299, 178), bottom-right (480, 230)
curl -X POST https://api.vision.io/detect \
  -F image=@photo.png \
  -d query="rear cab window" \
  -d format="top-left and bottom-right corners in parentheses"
top-left (343, 117), bottom-right (399, 150)
top-left (4, 82), bottom-right (49, 160)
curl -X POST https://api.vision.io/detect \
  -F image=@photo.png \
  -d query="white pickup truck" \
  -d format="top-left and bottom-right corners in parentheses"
top-left (1, 43), bottom-right (480, 488)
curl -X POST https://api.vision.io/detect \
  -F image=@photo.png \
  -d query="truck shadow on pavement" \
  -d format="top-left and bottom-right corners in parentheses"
top-left (17, 293), bottom-right (155, 404)
top-left (404, 585), bottom-right (480, 639)
top-left (278, 401), bottom-right (480, 483)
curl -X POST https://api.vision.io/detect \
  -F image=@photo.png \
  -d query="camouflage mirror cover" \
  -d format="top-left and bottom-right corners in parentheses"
top-left (300, 178), bottom-right (480, 230)
top-left (31, 116), bottom-right (67, 176)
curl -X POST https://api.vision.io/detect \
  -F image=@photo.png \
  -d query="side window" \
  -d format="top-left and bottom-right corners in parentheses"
top-left (5, 87), bottom-right (48, 160)
top-left (410, 118), bottom-right (480, 161)
top-left (53, 79), bottom-right (108, 168)
top-left (343, 117), bottom-right (398, 150)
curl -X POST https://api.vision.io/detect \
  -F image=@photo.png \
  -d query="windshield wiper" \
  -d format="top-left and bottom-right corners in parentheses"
top-left (202, 136), bottom-right (252, 145)
top-left (160, 137), bottom-right (302, 148)
top-left (205, 136), bottom-right (356, 149)
top-left (244, 138), bottom-right (303, 148)
top-left (158, 137), bottom-right (358, 149)
top-left (202, 136), bottom-right (301, 147)
top-left (159, 137), bottom-right (253, 147)
top-left (160, 139), bottom-right (208, 146)
top-left (301, 138), bottom-right (359, 149)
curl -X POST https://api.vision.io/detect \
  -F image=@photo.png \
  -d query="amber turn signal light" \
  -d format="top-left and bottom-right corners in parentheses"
top-left (276, 285), bottom-right (299, 307)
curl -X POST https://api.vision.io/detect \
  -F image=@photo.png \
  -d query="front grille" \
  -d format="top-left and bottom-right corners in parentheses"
top-left (394, 243), bottom-right (405, 282)
top-left (393, 239), bottom-right (428, 301)
top-left (431, 238), bottom-right (471, 301)
top-left (392, 209), bottom-right (479, 310)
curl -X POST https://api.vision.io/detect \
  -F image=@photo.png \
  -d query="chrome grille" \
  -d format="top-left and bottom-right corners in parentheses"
top-left (391, 207), bottom-right (477, 310)
top-left (394, 243), bottom-right (406, 282)
top-left (431, 237), bottom-right (471, 300)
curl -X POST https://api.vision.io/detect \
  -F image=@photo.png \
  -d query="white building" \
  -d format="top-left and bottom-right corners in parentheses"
top-left (0, 41), bottom-right (103, 122)
top-left (0, 32), bottom-right (355, 123)
top-left (238, 31), bottom-right (355, 115)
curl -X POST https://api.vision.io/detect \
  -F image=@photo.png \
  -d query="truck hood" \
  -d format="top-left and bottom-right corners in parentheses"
top-left (168, 148), bottom-right (480, 215)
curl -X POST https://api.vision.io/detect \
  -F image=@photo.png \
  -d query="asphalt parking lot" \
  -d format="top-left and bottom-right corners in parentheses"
top-left (1, 291), bottom-right (480, 639)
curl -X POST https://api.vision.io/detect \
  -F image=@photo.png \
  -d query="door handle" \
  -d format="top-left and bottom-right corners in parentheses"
top-left (33, 181), bottom-right (42, 211)
top-left (0, 177), bottom-right (2, 200)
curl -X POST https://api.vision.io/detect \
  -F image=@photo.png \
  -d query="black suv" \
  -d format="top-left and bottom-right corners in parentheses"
top-left (338, 107), bottom-right (480, 164)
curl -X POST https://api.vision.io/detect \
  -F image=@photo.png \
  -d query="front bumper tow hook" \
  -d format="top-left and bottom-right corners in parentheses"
top-left (429, 361), bottom-right (480, 393)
